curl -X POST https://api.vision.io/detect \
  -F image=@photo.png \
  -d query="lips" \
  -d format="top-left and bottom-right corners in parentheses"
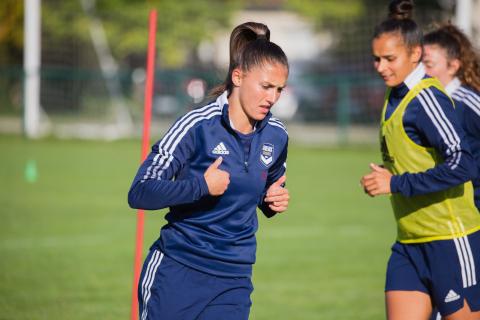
top-left (259, 105), bottom-right (271, 113)
top-left (381, 74), bottom-right (392, 81)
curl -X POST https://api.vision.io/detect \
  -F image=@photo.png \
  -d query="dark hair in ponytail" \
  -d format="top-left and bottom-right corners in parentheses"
top-left (373, 0), bottom-right (423, 51)
top-left (424, 24), bottom-right (480, 92)
top-left (210, 22), bottom-right (289, 97)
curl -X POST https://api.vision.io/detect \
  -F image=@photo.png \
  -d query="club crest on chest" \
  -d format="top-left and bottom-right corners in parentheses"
top-left (260, 143), bottom-right (274, 167)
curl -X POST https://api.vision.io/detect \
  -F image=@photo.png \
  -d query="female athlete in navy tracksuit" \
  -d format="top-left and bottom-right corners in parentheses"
top-left (128, 22), bottom-right (290, 320)
top-left (361, 1), bottom-right (480, 319)
top-left (423, 24), bottom-right (480, 212)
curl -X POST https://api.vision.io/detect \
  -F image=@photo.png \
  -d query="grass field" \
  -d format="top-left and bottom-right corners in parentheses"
top-left (0, 134), bottom-right (396, 319)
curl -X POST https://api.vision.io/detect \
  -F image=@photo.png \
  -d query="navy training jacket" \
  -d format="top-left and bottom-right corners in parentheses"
top-left (128, 91), bottom-right (288, 277)
top-left (448, 79), bottom-right (480, 209)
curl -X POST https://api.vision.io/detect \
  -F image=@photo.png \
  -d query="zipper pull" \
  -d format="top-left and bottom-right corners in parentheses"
top-left (244, 161), bottom-right (248, 172)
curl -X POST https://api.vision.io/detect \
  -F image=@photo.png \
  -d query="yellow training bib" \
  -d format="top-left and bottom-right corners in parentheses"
top-left (380, 78), bottom-right (480, 243)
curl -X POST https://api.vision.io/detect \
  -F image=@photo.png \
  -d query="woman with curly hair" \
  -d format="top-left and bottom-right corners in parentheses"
top-left (423, 23), bottom-right (480, 211)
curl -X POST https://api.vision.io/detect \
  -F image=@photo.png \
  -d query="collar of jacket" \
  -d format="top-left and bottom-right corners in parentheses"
top-left (445, 77), bottom-right (461, 96)
top-left (391, 63), bottom-right (430, 99)
top-left (217, 90), bottom-right (272, 133)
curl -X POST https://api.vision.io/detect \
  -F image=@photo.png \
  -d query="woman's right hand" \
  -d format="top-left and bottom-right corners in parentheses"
top-left (204, 157), bottom-right (230, 196)
top-left (360, 163), bottom-right (392, 197)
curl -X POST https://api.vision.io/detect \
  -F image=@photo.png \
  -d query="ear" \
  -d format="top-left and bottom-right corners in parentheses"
top-left (447, 59), bottom-right (461, 77)
top-left (410, 45), bottom-right (423, 64)
top-left (231, 68), bottom-right (243, 87)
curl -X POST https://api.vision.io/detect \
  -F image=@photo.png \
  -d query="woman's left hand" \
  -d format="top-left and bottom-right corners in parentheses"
top-left (360, 163), bottom-right (392, 197)
top-left (264, 175), bottom-right (289, 213)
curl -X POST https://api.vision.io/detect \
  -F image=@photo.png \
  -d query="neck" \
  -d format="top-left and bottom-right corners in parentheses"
top-left (403, 62), bottom-right (425, 89)
top-left (228, 92), bottom-right (255, 134)
top-left (441, 75), bottom-right (456, 88)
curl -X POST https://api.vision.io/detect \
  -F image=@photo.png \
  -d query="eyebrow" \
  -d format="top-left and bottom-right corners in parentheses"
top-left (372, 54), bottom-right (395, 59)
top-left (263, 82), bottom-right (287, 88)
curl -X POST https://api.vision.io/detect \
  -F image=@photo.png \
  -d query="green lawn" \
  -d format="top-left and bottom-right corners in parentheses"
top-left (0, 135), bottom-right (395, 319)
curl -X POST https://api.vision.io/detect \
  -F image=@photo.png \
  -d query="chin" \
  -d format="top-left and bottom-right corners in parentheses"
top-left (385, 80), bottom-right (401, 87)
top-left (251, 111), bottom-right (267, 120)
top-left (254, 115), bottom-right (267, 121)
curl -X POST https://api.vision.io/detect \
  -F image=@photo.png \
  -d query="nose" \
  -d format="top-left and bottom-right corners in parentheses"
top-left (375, 59), bottom-right (386, 73)
top-left (266, 88), bottom-right (279, 105)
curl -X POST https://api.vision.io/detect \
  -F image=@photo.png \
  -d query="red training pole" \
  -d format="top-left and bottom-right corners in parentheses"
top-left (131, 9), bottom-right (157, 320)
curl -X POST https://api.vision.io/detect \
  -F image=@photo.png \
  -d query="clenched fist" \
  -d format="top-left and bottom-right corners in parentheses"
top-left (204, 157), bottom-right (230, 196)
top-left (264, 175), bottom-right (289, 213)
top-left (360, 163), bottom-right (392, 197)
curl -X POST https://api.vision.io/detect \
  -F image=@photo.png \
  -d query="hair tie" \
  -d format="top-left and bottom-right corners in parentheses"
top-left (257, 33), bottom-right (268, 40)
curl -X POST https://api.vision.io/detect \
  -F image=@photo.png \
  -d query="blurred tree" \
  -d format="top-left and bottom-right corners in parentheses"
top-left (98, 0), bottom-right (238, 68)
top-left (40, 0), bottom-right (239, 68)
top-left (284, 0), bottom-right (450, 73)
top-left (0, 1), bottom-right (24, 114)
top-left (285, 0), bottom-right (365, 25)
top-left (285, 0), bottom-right (449, 32)
top-left (0, 0), bottom-right (24, 66)
top-left (0, 0), bottom-right (238, 68)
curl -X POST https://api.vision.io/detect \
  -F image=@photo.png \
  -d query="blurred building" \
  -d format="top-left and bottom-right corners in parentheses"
top-left (199, 10), bottom-right (333, 68)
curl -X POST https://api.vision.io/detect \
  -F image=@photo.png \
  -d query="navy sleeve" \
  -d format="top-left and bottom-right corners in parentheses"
top-left (390, 88), bottom-right (477, 196)
top-left (453, 90), bottom-right (480, 192)
top-left (453, 91), bottom-right (480, 151)
top-left (128, 125), bottom-right (210, 210)
top-left (258, 138), bottom-right (288, 218)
